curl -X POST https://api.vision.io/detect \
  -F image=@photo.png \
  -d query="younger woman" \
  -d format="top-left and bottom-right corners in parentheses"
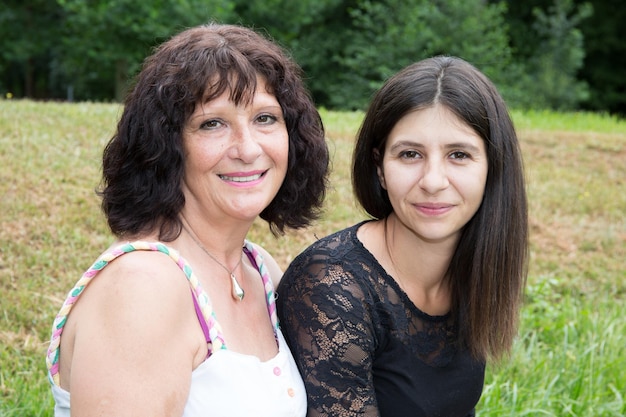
top-left (277, 56), bottom-right (528, 417)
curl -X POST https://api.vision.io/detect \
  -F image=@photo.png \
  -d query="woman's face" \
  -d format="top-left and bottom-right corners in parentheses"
top-left (181, 77), bottom-right (289, 224)
top-left (377, 104), bottom-right (488, 245)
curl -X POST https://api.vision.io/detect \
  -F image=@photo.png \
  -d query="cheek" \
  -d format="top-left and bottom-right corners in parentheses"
top-left (381, 167), bottom-right (413, 198)
top-left (458, 172), bottom-right (488, 205)
top-left (275, 135), bottom-right (290, 167)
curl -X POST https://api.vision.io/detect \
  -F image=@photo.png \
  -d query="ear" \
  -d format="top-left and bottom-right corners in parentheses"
top-left (373, 149), bottom-right (386, 190)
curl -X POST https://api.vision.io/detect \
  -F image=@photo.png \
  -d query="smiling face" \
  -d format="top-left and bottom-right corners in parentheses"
top-left (377, 104), bottom-right (488, 245)
top-left (181, 77), bottom-right (289, 224)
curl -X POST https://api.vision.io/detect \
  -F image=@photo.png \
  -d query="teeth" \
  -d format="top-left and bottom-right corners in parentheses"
top-left (219, 173), bottom-right (262, 182)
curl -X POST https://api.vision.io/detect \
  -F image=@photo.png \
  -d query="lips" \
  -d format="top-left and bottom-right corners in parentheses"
top-left (218, 170), bottom-right (266, 183)
top-left (415, 202), bottom-right (454, 216)
top-left (219, 173), bottom-right (262, 182)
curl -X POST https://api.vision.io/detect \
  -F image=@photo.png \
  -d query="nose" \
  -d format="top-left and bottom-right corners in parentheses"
top-left (229, 125), bottom-right (262, 163)
top-left (418, 159), bottom-right (449, 194)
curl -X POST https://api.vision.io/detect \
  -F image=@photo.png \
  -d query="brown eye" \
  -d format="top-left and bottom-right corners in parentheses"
top-left (256, 114), bottom-right (278, 124)
top-left (400, 150), bottom-right (420, 159)
top-left (450, 151), bottom-right (469, 160)
top-left (200, 119), bottom-right (222, 130)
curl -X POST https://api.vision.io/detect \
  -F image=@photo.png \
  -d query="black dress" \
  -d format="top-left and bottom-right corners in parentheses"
top-left (277, 222), bottom-right (485, 417)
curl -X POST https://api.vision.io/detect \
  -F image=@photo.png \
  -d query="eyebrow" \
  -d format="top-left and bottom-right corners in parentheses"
top-left (445, 142), bottom-right (483, 154)
top-left (190, 101), bottom-right (282, 119)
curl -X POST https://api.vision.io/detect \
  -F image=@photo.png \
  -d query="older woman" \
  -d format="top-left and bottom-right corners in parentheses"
top-left (277, 56), bottom-right (528, 417)
top-left (46, 23), bottom-right (328, 417)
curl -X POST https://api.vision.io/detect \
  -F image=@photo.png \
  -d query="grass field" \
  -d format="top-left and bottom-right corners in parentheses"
top-left (1, 100), bottom-right (625, 415)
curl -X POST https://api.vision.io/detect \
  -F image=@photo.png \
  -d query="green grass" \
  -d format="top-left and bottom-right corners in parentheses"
top-left (1, 99), bottom-right (625, 415)
top-left (510, 109), bottom-right (626, 134)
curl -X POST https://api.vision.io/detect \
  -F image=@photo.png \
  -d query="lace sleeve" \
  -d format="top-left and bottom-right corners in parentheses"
top-left (277, 251), bottom-right (381, 417)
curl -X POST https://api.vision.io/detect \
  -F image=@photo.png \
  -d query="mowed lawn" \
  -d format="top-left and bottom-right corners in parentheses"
top-left (0, 100), bottom-right (624, 416)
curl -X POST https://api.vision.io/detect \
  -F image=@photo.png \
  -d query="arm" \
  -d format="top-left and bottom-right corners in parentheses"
top-left (277, 256), bottom-right (380, 417)
top-left (66, 251), bottom-right (205, 416)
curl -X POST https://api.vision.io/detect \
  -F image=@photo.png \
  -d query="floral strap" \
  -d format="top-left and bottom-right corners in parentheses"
top-left (46, 241), bottom-right (225, 386)
top-left (243, 241), bottom-right (279, 333)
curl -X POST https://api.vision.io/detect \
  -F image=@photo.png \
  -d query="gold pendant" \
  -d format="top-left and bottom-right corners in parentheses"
top-left (231, 273), bottom-right (245, 301)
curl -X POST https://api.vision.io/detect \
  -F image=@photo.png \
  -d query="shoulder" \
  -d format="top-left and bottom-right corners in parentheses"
top-left (276, 226), bottom-right (381, 343)
top-left (294, 223), bottom-right (363, 260)
top-left (67, 242), bottom-right (200, 354)
top-left (58, 242), bottom-right (203, 412)
top-left (79, 243), bottom-right (193, 316)
top-left (284, 223), bottom-right (367, 278)
top-left (97, 241), bottom-right (186, 278)
top-left (279, 224), bottom-right (374, 300)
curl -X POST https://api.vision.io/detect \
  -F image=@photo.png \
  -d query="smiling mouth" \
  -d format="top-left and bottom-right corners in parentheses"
top-left (219, 172), bottom-right (264, 182)
top-left (419, 204), bottom-right (451, 210)
top-left (415, 203), bottom-right (454, 216)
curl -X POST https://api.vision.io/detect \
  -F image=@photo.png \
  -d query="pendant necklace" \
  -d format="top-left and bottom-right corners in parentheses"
top-left (182, 223), bottom-right (245, 301)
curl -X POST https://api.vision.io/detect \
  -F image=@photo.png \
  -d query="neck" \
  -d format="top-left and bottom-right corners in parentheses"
top-left (383, 214), bottom-right (454, 297)
top-left (180, 208), bottom-right (248, 253)
top-left (180, 214), bottom-right (247, 302)
top-left (180, 214), bottom-right (245, 265)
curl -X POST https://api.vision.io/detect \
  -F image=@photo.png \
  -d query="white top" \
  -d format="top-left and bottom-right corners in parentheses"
top-left (47, 241), bottom-right (306, 417)
top-left (51, 330), bottom-right (305, 417)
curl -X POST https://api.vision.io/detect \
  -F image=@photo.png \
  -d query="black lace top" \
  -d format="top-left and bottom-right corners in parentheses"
top-left (277, 222), bottom-right (485, 417)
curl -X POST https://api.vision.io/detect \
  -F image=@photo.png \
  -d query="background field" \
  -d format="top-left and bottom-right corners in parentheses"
top-left (0, 100), bottom-right (624, 415)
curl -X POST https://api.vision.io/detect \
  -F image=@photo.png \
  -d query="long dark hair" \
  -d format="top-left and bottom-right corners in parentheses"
top-left (353, 56), bottom-right (528, 361)
top-left (99, 23), bottom-right (328, 240)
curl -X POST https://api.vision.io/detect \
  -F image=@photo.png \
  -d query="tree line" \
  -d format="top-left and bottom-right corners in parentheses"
top-left (1, 0), bottom-right (623, 115)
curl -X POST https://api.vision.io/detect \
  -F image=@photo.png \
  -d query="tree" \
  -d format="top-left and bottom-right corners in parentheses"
top-left (56, 0), bottom-right (236, 101)
top-left (495, 0), bottom-right (594, 111)
top-left (236, 0), bottom-right (514, 110)
top-left (526, 0), bottom-right (592, 110)
top-left (233, 0), bottom-right (353, 107)
top-left (0, 0), bottom-right (66, 98)
top-left (577, 0), bottom-right (626, 115)
top-left (4, 0), bottom-right (617, 112)
top-left (342, 0), bottom-right (515, 109)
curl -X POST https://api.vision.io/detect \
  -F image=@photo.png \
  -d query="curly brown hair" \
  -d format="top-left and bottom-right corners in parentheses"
top-left (99, 23), bottom-right (329, 240)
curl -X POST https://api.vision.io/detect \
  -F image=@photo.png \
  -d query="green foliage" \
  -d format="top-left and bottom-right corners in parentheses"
top-left (262, 0), bottom-right (515, 110)
top-left (56, 0), bottom-right (236, 101)
top-left (0, 0), bottom-right (623, 112)
top-left (0, 0), bottom-right (65, 97)
top-left (0, 0), bottom-right (237, 101)
top-left (234, 0), bottom-right (357, 107)
top-left (578, 0), bottom-right (626, 115)
top-left (509, 0), bottom-right (592, 110)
